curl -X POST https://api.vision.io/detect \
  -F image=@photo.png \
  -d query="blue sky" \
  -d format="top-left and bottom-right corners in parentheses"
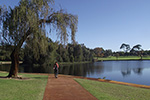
top-left (1, 0), bottom-right (150, 51)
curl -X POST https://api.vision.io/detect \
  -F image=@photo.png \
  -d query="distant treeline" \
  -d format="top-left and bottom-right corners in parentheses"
top-left (94, 44), bottom-right (150, 59)
top-left (94, 48), bottom-right (150, 57)
top-left (1, 41), bottom-right (150, 65)
top-left (24, 40), bottom-right (94, 66)
top-left (0, 38), bottom-right (94, 66)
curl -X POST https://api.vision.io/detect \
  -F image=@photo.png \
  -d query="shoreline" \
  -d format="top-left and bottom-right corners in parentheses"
top-left (95, 56), bottom-right (150, 62)
top-left (0, 71), bottom-right (149, 89)
top-left (0, 61), bottom-right (23, 65)
top-left (59, 61), bottom-right (92, 65)
top-left (97, 59), bottom-right (150, 62)
top-left (74, 76), bottom-right (150, 89)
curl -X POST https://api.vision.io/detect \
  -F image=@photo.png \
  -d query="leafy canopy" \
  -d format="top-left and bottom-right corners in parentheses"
top-left (0, 0), bottom-right (78, 48)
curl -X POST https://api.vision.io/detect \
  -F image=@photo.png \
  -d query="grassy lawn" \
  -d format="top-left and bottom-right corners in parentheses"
top-left (96, 56), bottom-right (150, 61)
top-left (0, 72), bottom-right (48, 100)
top-left (75, 78), bottom-right (150, 100)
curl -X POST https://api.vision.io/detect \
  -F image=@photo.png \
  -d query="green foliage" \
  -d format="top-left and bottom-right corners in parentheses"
top-left (23, 41), bottom-right (94, 66)
top-left (47, 11), bottom-right (78, 45)
top-left (74, 44), bottom-right (83, 62)
top-left (75, 78), bottom-right (150, 100)
top-left (0, 0), bottom-right (78, 76)
top-left (70, 54), bottom-right (74, 62)
top-left (120, 43), bottom-right (130, 53)
top-left (94, 47), bottom-right (104, 58)
top-left (57, 44), bottom-right (70, 62)
top-left (0, 1), bottom-right (78, 55)
top-left (24, 37), bottom-right (58, 67)
top-left (0, 45), bottom-right (24, 61)
top-left (104, 49), bottom-right (112, 57)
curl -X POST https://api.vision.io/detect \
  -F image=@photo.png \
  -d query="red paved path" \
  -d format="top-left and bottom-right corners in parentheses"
top-left (43, 74), bottom-right (98, 100)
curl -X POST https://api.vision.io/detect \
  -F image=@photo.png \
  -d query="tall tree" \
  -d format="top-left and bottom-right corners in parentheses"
top-left (132, 44), bottom-right (142, 51)
top-left (120, 43), bottom-right (130, 53)
top-left (131, 44), bottom-right (143, 59)
top-left (74, 44), bottom-right (83, 62)
top-left (68, 43), bottom-right (75, 62)
top-left (0, 0), bottom-right (78, 77)
top-left (94, 47), bottom-right (104, 59)
top-left (104, 49), bottom-right (112, 57)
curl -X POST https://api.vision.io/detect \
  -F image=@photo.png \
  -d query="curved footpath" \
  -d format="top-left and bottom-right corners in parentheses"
top-left (43, 74), bottom-right (98, 100)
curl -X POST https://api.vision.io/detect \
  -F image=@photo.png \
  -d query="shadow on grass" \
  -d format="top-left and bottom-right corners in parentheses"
top-left (0, 76), bottom-right (30, 80)
top-left (0, 76), bottom-right (7, 78)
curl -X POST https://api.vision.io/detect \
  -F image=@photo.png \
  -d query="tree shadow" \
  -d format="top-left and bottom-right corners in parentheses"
top-left (0, 76), bottom-right (7, 78)
top-left (0, 76), bottom-right (30, 80)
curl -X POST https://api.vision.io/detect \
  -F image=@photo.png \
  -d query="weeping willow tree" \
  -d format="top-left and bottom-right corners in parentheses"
top-left (0, 0), bottom-right (78, 77)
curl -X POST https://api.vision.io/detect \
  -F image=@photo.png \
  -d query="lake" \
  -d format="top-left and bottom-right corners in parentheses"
top-left (0, 60), bottom-right (150, 85)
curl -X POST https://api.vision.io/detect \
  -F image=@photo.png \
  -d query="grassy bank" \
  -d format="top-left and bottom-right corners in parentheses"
top-left (0, 61), bottom-right (23, 64)
top-left (75, 78), bottom-right (150, 100)
top-left (96, 56), bottom-right (150, 61)
top-left (59, 61), bottom-right (92, 65)
top-left (0, 72), bottom-right (48, 100)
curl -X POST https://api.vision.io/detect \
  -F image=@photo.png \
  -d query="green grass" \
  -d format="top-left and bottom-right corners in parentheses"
top-left (96, 56), bottom-right (150, 61)
top-left (75, 78), bottom-right (150, 100)
top-left (59, 61), bottom-right (92, 65)
top-left (0, 72), bottom-right (48, 100)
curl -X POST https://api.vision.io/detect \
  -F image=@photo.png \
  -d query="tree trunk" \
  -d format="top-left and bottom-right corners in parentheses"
top-left (7, 28), bottom-right (31, 77)
top-left (7, 49), bottom-right (19, 77)
top-left (140, 55), bottom-right (143, 60)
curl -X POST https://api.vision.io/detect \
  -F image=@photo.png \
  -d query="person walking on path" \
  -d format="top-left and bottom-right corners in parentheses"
top-left (53, 62), bottom-right (59, 78)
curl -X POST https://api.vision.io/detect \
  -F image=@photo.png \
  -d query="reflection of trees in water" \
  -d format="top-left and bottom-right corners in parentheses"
top-left (59, 64), bottom-right (87, 76)
top-left (22, 63), bottom-right (145, 76)
top-left (133, 61), bottom-right (143, 75)
top-left (133, 68), bottom-right (143, 75)
top-left (121, 68), bottom-right (143, 77)
top-left (0, 63), bottom-right (104, 76)
top-left (0, 62), bottom-right (144, 77)
top-left (59, 63), bottom-right (104, 77)
top-left (23, 64), bottom-right (52, 73)
top-left (121, 61), bottom-right (144, 77)
top-left (0, 64), bottom-right (25, 73)
top-left (121, 69), bottom-right (131, 77)
top-left (0, 64), bottom-right (10, 72)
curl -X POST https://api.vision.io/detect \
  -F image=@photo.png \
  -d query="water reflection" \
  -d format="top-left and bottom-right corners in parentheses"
top-left (0, 64), bottom-right (10, 72)
top-left (0, 60), bottom-right (150, 85)
top-left (59, 63), bottom-right (101, 77)
top-left (121, 68), bottom-right (143, 77)
top-left (121, 69), bottom-right (131, 77)
top-left (133, 68), bottom-right (143, 75)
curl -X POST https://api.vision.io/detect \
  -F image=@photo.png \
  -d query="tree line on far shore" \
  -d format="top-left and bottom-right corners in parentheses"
top-left (0, 38), bottom-right (94, 66)
top-left (94, 43), bottom-right (150, 59)
top-left (1, 42), bottom-right (150, 64)
top-left (118, 43), bottom-right (148, 59)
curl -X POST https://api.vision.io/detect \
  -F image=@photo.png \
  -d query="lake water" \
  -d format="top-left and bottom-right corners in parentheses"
top-left (0, 60), bottom-right (150, 85)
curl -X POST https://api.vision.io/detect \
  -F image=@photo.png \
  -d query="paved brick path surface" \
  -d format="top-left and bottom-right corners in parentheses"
top-left (43, 74), bottom-right (98, 100)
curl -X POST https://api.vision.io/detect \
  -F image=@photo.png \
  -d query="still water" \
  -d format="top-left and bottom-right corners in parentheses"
top-left (0, 60), bottom-right (150, 85)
